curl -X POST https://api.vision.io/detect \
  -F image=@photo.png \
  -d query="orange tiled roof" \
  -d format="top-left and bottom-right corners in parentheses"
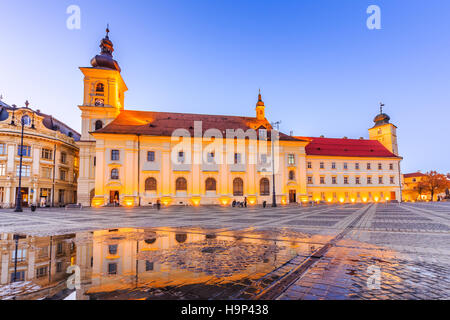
top-left (93, 109), bottom-right (301, 141)
top-left (294, 136), bottom-right (400, 158)
top-left (403, 172), bottom-right (425, 178)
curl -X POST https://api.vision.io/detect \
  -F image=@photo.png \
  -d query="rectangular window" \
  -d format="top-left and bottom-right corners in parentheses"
top-left (56, 262), bottom-right (63, 273)
top-left (389, 163), bottom-right (394, 170)
top-left (355, 177), bottom-right (361, 184)
top-left (344, 176), bottom-right (349, 184)
top-left (111, 150), bottom-right (120, 161)
top-left (234, 153), bottom-right (241, 164)
top-left (320, 162), bottom-right (324, 169)
top-left (288, 154), bottom-right (295, 166)
top-left (343, 163), bottom-right (348, 170)
top-left (18, 145), bottom-right (31, 157)
top-left (378, 163), bottom-right (382, 170)
top-left (367, 176), bottom-right (372, 184)
top-left (60, 169), bottom-right (67, 181)
top-left (0, 187), bottom-right (4, 203)
top-left (261, 154), bottom-right (267, 164)
top-left (379, 176), bottom-right (384, 184)
top-left (60, 152), bottom-right (67, 164)
top-left (178, 151), bottom-right (185, 163)
top-left (0, 163), bottom-right (5, 176)
top-left (36, 266), bottom-right (48, 278)
top-left (16, 165), bottom-right (30, 177)
top-left (0, 143), bottom-right (6, 155)
top-left (355, 163), bottom-right (360, 170)
top-left (11, 271), bottom-right (25, 282)
top-left (147, 151), bottom-right (155, 162)
top-left (109, 245), bottom-right (118, 255)
top-left (307, 176), bottom-right (313, 184)
top-left (12, 248), bottom-right (27, 262)
top-left (57, 242), bottom-right (63, 255)
top-left (307, 162), bottom-right (312, 169)
top-left (390, 176), bottom-right (395, 184)
top-left (41, 167), bottom-right (52, 179)
top-left (108, 263), bottom-right (117, 275)
top-left (41, 148), bottom-right (53, 160)
top-left (331, 162), bottom-right (336, 170)
top-left (367, 163), bottom-right (371, 170)
top-left (146, 261), bottom-right (154, 271)
top-left (320, 176), bottom-right (325, 184)
top-left (332, 176), bottom-right (337, 184)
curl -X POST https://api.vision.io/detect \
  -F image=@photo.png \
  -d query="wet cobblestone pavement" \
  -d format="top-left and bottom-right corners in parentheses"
top-left (0, 202), bottom-right (449, 300)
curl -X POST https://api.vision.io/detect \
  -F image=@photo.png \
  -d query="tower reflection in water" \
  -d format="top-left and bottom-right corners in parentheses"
top-left (1, 228), bottom-right (321, 300)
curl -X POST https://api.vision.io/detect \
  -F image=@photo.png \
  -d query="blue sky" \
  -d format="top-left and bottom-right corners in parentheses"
top-left (0, 0), bottom-right (449, 173)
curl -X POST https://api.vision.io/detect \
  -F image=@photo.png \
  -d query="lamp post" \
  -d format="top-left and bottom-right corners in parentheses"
top-left (271, 121), bottom-right (281, 207)
top-left (14, 114), bottom-right (30, 212)
top-left (12, 234), bottom-right (20, 283)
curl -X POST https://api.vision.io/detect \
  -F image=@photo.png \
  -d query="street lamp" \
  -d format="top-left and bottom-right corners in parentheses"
top-left (14, 114), bottom-right (31, 212)
top-left (271, 121), bottom-right (281, 208)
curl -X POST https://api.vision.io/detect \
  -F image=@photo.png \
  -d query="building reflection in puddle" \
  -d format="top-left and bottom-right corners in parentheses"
top-left (0, 233), bottom-right (76, 299)
top-left (1, 228), bottom-right (392, 300)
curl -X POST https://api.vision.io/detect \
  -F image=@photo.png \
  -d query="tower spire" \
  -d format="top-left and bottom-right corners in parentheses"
top-left (256, 89), bottom-right (265, 120)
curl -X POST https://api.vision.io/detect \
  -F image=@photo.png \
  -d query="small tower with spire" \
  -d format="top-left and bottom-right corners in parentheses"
top-left (368, 102), bottom-right (399, 155)
top-left (255, 89), bottom-right (266, 121)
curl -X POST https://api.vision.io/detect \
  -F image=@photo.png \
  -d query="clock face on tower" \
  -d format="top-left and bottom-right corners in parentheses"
top-left (95, 98), bottom-right (104, 107)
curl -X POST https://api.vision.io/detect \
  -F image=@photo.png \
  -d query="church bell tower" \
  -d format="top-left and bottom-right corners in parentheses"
top-left (77, 27), bottom-right (128, 206)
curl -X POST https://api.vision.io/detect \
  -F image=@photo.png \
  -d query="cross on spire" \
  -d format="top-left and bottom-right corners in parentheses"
top-left (379, 102), bottom-right (385, 114)
top-left (106, 24), bottom-right (110, 37)
top-left (25, 100), bottom-right (29, 108)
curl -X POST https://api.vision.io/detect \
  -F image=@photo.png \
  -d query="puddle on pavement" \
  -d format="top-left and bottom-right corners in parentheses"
top-left (0, 227), bottom-right (331, 300)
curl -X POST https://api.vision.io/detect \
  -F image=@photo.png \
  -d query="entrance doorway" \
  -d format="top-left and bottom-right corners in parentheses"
top-left (289, 190), bottom-right (297, 203)
top-left (15, 187), bottom-right (29, 207)
top-left (390, 191), bottom-right (396, 201)
top-left (110, 191), bottom-right (120, 205)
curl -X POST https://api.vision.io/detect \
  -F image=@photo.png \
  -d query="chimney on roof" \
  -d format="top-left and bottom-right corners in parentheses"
top-left (343, 136), bottom-right (348, 139)
top-left (359, 137), bottom-right (364, 140)
top-left (320, 135), bottom-right (324, 138)
top-left (290, 130), bottom-right (293, 136)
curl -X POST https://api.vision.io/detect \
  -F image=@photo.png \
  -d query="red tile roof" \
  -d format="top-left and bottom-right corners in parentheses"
top-left (296, 136), bottom-right (400, 158)
top-left (403, 172), bottom-right (425, 178)
top-left (94, 110), bottom-right (301, 141)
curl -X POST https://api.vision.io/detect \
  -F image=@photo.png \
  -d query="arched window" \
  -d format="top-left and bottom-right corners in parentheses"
top-left (289, 170), bottom-right (295, 181)
top-left (96, 83), bottom-right (104, 93)
top-left (145, 177), bottom-right (157, 191)
top-left (175, 233), bottom-right (187, 243)
top-left (260, 178), bottom-right (270, 196)
top-left (176, 177), bottom-right (187, 191)
top-left (95, 120), bottom-right (103, 130)
top-left (205, 178), bottom-right (216, 191)
top-left (111, 168), bottom-right (119, 180)
top-left (233, 178), bottom-right (244, 196)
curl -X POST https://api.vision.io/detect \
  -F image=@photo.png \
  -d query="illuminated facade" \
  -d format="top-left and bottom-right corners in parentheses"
top-left (77, 30), bottom-right (402, 207)
top-left (0, 100), bottom-right (80, 208)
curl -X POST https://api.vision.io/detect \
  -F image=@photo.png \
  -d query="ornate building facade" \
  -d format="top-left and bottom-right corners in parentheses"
top-left (77, 30), bottom-right (403, 207)
top-left (0, 99), bottom-right (80, 208)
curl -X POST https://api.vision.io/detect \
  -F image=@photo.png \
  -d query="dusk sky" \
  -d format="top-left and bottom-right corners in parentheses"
top-left (0, 0), bottom-right (449, 174)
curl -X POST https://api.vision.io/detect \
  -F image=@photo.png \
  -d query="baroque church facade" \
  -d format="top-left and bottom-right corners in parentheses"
top-left (77, 30), bottom-right (402, 207)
